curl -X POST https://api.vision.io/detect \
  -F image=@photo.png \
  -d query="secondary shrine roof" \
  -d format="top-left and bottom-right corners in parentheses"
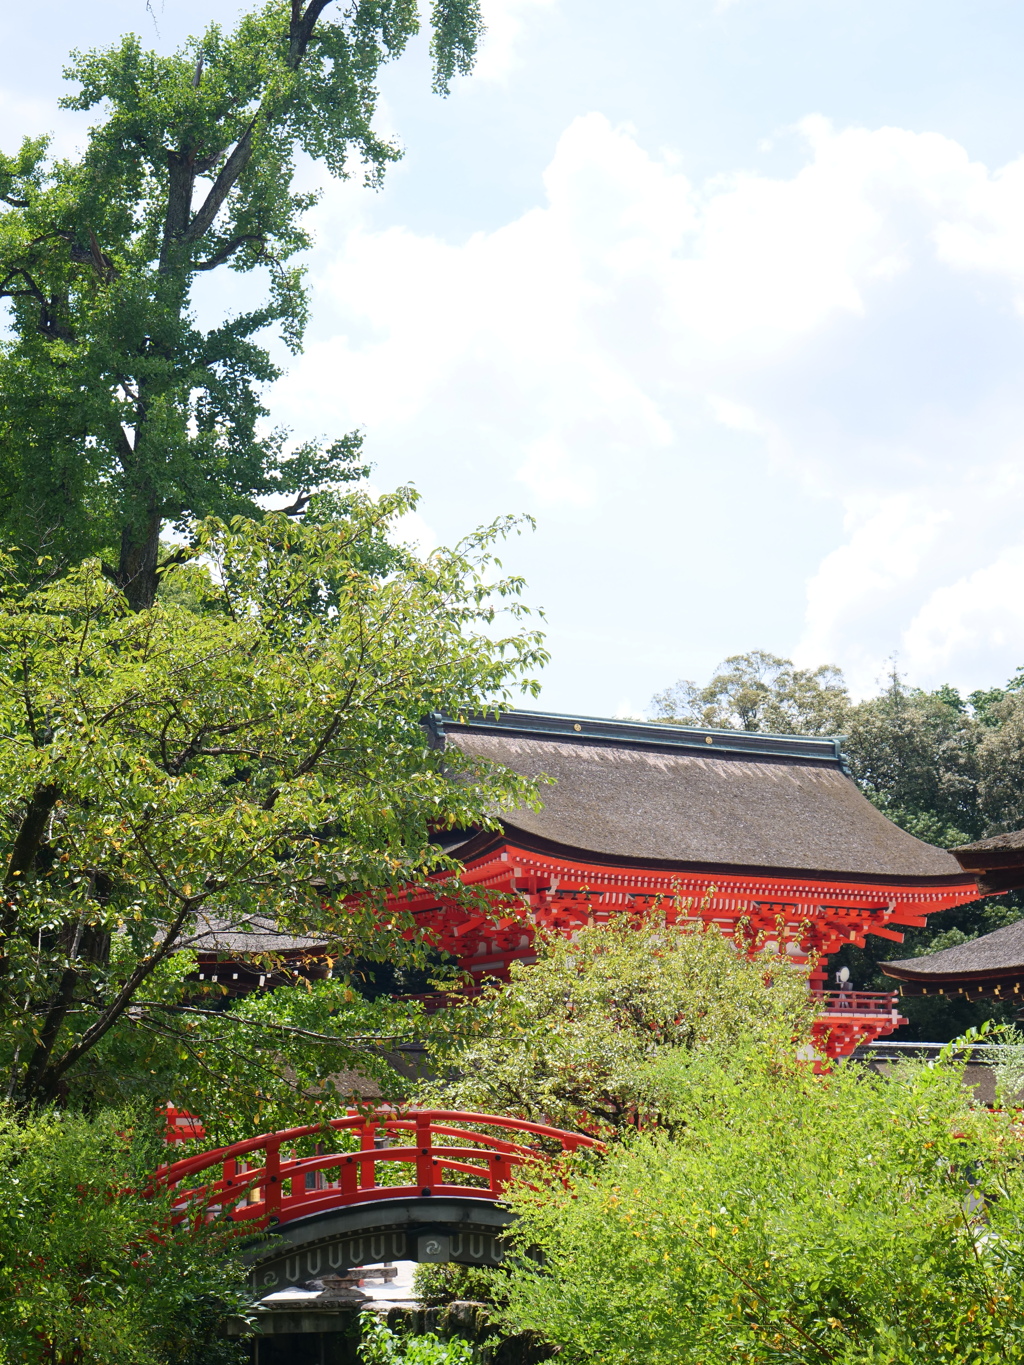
top-left (882, 918), bottom-right (1024, 985)
top-left (430, 709), bottom-right (967, 885)
top-left (947, 827), bottom-right (1024, 895)
top-left (186, 914), bottom-right (325, 956)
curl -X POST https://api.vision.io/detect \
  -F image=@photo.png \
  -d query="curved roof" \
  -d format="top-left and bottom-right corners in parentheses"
top-left (951, 827), bottom-right (1024, 894)
top-left (883, 917), bottom-right (1024, 983)
top-left (956, 829), bottom-right (1024, 858)
top-left (437, 710), bottom-right (966, 884)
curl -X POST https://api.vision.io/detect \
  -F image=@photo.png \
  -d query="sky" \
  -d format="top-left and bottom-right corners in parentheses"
top-left (3, 1), bottom-right (1024, 716)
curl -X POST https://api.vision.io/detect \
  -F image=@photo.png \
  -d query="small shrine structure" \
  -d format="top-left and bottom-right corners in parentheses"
top-left (882, 828), bottom-right (1024, 1004)
top-left (395, 710), bottom-right (982, 1058)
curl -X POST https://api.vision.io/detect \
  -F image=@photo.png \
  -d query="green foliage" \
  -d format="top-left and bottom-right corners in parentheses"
top-left (832, 673), bottom-right (1024, 1037)
top-left (419, 915), bottom-right (815, 1132)
top-left (0, 0), bottom-right (483, 606)
top-left (842, 669), bottom-right (983, 846)
top-left (497, 1047), bottom-right (1024, 1364)
top-left (976, 691), bottom-right (1024, 832)
top-left (412, 1261), bottom-right (506, 1307)
top-left (986, 1025), bottom-right (1024, 1100)
top-left (359, 1311), bottom-right (476, 1365)
top-left (651, 650), bottom-right (849, 736)
top-left (0, 1103), bottom-right (252, 1365)
top-left (651, 655), bottom-right (996, 846)
top-left (0, 501), bottom-right (546, 1115)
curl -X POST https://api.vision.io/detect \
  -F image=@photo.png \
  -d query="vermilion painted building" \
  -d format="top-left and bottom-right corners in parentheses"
top-left (397, 710), bottom-right (982, 1058)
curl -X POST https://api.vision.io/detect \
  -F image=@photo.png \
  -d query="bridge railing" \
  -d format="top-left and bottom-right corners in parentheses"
top-left (156, 1109), bottom-right (599, 1228)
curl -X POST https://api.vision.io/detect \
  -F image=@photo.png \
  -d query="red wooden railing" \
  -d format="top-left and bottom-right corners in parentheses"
top-left (814, 990), bottom-right (901, 1016)
top-left (156, 1109), bottom-right (598, 1228)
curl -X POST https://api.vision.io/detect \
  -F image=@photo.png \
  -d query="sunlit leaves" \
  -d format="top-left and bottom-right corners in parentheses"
top-left (498, 1052), bottom-right (1024, 1364)
top-left (0, 502), bottom-right (545, 1111)
top-left (418, 914), bottom-right (815, 1135)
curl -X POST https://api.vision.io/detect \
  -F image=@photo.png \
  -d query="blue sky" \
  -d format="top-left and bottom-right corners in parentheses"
top-left (4, 1), bottom-right (1024, 714)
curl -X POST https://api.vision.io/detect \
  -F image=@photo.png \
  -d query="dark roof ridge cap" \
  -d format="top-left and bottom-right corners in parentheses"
top-left (429, 708), bottom-right (846, 766)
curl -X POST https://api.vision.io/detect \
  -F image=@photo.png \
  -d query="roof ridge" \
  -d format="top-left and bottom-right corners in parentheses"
top-left (429, 708), bottom-right (846, 766)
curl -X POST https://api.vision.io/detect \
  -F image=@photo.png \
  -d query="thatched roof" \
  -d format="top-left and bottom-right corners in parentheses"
top-left (186, 914), bottom-right (326, 957)
top-left (951, 827), bottom-right (1024, 894)
top-left (885, 918), bottom-right (1024, 979)
top-left (433, 710), bottom-right (968, 883)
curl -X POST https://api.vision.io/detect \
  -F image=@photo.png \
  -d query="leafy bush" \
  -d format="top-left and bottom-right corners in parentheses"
top-left (421, 915), bottom-right (814, 1133)
top-left (0, 1104), bottom-right (252, 1365)
top-left (496, 1044), bottom-right (1024, 1364)
top-left (412, 1262), bottom-right (506, 1307)
top-left (359, 1312), bottom-right (476, 1364)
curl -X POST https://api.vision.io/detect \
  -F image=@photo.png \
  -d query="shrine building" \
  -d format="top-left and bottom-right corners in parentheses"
top-left (881, 828), bottom-right (1024, 1005)
top-left (395, 709), bottom-right (982, 1058)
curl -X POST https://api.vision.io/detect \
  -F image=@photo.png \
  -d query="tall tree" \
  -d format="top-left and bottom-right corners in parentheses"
top-left (976, 690), bottom-right (1024, 832)
top-left (0, 1), bottom-right (483, 609)
top-left (0, 498), bottom-right (545, 1115)
top-left (650, 650), bottom-right (849, 736)
top-left (841, 670), bottom-right (983, 847)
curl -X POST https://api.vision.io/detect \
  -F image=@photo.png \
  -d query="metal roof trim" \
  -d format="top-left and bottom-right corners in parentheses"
top-left (428, 708), bottom-right (845, 765)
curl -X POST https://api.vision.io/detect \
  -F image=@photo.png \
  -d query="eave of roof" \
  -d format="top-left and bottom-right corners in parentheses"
top-left (432, 709), bottom-right (967, 884)
top-left (953, 828), bottom-right (1024, 891)
top-left (450, 823), bottom-right (977, 889)
top-left (955, 827), bottom-right (1024, 861)
top-left (882, 916), bottom-right (1024, 983)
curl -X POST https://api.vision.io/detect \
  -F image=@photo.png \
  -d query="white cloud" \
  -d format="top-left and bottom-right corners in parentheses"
top-left (472, 0), bottom-right (558, 82)
top-left (902, 545), bottom-right (1024, 678)
top-left (516, 435), bottom-right (596, 507)
top-left (276, 111), bottom-right (1024, 704)
top-left (0, 87), bottom-right (89, 160)
top-left (392, 507), bottom-right (439, 557)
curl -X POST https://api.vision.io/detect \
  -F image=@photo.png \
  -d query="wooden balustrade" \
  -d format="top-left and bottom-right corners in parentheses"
top-left (814, 990), bottom-right (900, 1015)
top-left (156, 1109), bottom-right (599, 1229)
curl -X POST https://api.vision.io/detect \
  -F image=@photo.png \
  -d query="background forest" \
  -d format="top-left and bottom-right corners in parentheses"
top-left (652, 651), bottom-right (1024, 1039)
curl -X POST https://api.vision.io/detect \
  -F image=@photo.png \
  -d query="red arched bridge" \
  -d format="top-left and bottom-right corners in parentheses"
top-left (157, 1108), bottom-right (599, 1292)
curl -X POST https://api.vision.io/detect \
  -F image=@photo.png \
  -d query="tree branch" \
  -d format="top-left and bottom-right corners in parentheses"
top-left (136, 1001), bottom-right (417, 1047)
top-left (194, 233), bottom-right (266, 271)
top-left (20, 963), bottom-right (80, 1100)
top-left (273, 490), bottom-right (312, 516)
top-left (288, 0), bottom-right (336, 68)
top-left (2, 784), bottom-right (60, 890)
top-left (0, 783), bottom-right (60, 987)
top-left (0, 267), bottom-right (46, 308)
top-left (183, 119), bottom-right (258, 248)
top-left (160, 149), bottom-right (197, 271)
top-left (29, 894), bottom-right (201, 1098)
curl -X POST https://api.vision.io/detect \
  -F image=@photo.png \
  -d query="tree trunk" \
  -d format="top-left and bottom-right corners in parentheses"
top-left (117, 510), bottom-right (163, 611)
